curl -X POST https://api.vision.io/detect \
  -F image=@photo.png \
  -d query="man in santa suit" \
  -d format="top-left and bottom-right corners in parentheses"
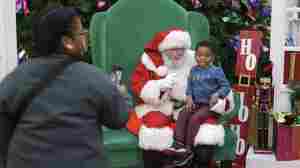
top-left (126, 28), bottom-right (234, 168)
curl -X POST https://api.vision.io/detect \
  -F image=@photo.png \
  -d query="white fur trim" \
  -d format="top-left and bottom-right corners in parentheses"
top-left (210, 99), bottom-right (226, 114)
top-left (138, 125), bottom-right (174, 151)
top-left (227, 90), bottom-right (235, 113)
top-left (141, 53), bottom-right (168, 77)
top-left (210, 90), bottom-right (235, 115)
top-left (194, 124), bottom-right (225, 147)
top-left (141, 53), bottom-right (156, 72)
top-left (140, 80), bottom-right (161, 105)
top-left (158, 31), bottom-right (191, 52)
top-left (168, 50), bottom-right (196, 101)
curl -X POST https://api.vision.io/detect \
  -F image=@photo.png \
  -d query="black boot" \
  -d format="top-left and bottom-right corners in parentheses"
top-left (195, 162), bottom-right (210, 168)
top-left (163, 141), bottom-right (194, 167)
top-left (173, 150), bottom-right (194, 167)
top-left (193, 145), bottom-right (217, 168)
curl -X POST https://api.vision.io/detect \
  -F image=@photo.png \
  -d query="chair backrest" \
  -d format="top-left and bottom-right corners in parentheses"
top-left (89, 0), bottom-right (209, 84)
top-left (89, 1), bottom-right (241, 161)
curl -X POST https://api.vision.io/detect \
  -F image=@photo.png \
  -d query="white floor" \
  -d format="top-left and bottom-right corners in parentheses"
top-left (246, 146), bottom-right (300, 168)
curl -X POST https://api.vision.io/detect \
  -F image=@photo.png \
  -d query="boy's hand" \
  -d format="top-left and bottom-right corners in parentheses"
top-left (209, 93), bottom-right (219, 107)
top-left (186, 96), bottom-right (194, 112)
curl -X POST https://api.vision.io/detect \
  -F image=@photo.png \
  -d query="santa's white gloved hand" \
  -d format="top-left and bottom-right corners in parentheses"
top-left (157, 73), bottom-right (177, 91)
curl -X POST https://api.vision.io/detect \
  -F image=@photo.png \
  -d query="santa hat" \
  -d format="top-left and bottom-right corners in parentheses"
top-left (145, 28), bottom-right (192, 52)
top-left (141, 28), bottom-right (192, 77)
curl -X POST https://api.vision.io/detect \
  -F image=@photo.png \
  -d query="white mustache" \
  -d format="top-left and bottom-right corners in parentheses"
top-left (162, 53), bottom-right (186, 69)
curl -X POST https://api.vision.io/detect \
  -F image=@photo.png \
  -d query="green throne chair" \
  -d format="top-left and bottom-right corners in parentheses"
top-left (89, 0), bottom-right (238, 167)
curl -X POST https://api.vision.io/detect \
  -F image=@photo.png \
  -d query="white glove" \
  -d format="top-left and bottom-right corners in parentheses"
top-left (157, 73), bottom-right (177, 91)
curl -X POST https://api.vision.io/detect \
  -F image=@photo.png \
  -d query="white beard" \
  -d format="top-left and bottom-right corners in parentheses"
top-left (162, 52), bottom-right (187, 70)
top-left (140, 50), bottom-right (196, 102)
top-left (162, 50), bottom-right (196, 101)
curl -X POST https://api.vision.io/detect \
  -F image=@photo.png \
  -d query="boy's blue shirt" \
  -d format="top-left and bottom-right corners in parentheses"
top-left (186, 65), bottom-right (230, 104)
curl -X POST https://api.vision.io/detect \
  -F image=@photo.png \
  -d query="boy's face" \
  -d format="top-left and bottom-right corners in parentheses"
top-left (195, 46), bottom-right (213, 68)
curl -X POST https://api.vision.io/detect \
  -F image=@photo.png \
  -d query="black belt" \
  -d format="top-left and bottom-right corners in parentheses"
top-left (233, 75), bottom-right (256, 86)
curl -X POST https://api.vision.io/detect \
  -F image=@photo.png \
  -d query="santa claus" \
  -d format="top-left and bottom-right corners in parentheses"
top-left (126, 28), bottom-right (234, 168)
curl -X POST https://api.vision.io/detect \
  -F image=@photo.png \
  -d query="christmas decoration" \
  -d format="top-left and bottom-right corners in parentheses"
top-left (23, 0), bottom-right (30, 16)
top-left (274, 122), bottom-right (300, 161)
top-left (16, 0), bottom-right (30, 16)
top-left (228, 34), bottom-right (241, 51)
top-left (96, 0), bottom-right (111, 12)
top-left (235, 30), bottom-right (262, 78)
top-left (191, 0), bottom-right (202, 9)
top-left (16, 0), bottom-right (23, 13)
top-left (254, 77), bottom-right (273, 153)
top-left (261, 6), bottom-right (271, 17)
top-left (248, 0), bottom-right (260, 9)
top-left (284, 52), bottom-right (300, 84)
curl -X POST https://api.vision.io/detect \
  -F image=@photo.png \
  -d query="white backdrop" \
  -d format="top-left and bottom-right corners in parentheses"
top-left (0, 0), bottom-right (17, 81)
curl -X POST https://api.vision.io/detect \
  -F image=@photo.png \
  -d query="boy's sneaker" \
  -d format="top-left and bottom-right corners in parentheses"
top-left (163, 147), bottom-right (187, 156)
top-left (173, 150), bottom-right (194, 167)
top-left (163, 141), bottom-right (187, 156)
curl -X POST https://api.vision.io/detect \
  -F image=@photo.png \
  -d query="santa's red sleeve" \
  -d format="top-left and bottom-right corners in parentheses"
top-left (127, 62), bottom-right (165, 136)
top-left (131, 62), bottom-right (162, 105)
top-left (131, 63), bottom-right (151, 98)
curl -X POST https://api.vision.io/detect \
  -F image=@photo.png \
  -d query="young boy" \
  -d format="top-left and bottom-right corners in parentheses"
top-left (167, 40), bottom-right (231, 166)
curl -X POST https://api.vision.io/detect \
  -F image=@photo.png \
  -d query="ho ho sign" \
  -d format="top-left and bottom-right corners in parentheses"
top-left (235, 30), bottom-right (262, 77)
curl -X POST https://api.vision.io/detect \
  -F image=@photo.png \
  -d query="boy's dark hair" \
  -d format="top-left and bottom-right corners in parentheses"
top-left (32, 7), bottom-right (81, 57)
top-left (195, 40), bottom-right (214, 52)
top-left (195, 40), bottom-right (216, 59)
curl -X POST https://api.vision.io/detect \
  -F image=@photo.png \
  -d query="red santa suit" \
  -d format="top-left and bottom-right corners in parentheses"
top-left (126, 29), bottom-right (235, 152)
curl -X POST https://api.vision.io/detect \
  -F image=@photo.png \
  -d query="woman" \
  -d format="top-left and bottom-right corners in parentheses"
top-left (0, 7), bottom-right (128, 168)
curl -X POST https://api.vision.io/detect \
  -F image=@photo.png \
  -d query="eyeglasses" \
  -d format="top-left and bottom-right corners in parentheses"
top-left (73, 29), bottom-right (88, 37)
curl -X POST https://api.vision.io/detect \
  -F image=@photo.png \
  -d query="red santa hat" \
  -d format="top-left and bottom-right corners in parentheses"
top-left (145, 28), bottom-right (192, 52)
top-left (141, 28), bottom-right (192, 77)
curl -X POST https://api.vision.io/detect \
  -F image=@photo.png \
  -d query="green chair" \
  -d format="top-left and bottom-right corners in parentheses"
top-left (89, 0), bottom-right (209, 84)
top-left (89, 0), bottom-right (237, 167)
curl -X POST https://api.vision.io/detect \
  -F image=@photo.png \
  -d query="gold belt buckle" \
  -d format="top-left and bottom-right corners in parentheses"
top-left (238, 74), bottom-right (251, 87)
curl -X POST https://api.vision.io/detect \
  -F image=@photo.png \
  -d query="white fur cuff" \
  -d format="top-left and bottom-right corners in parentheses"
top-left (138, 126), bottom-right (174, 151)
top-left (227, 90), bottom-right (235, 112)
top-left (194, 124), bottom-right (225, 147)
top-left (210, 99), bottom-right (226, 114)
top-left (140, 80), bottom-right (161, 105)
top-left (141, 53), bottom-right (168, 77)
top-left (210, 90), bottom-right (235, 115)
